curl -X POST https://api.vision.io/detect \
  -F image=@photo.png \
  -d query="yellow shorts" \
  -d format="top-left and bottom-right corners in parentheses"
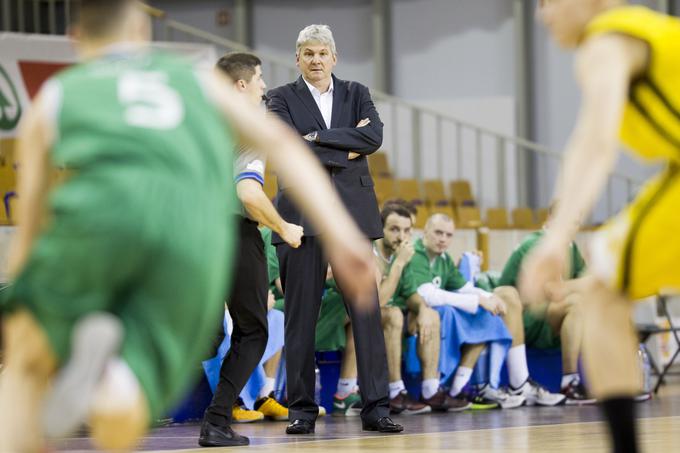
top-left (590, 163), bottom-right (680, 300)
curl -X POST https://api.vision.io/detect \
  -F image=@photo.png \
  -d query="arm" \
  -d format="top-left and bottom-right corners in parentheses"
top-left (520, 34), bottom-right (646, 304)
top-left (203, 70), bottom-right (376, 304)
top-left (7, 88), bottom-right (56, 277)
top-left (266, 90), bottom-right (348, 168)
top-left (417, 283), bottom-right (479, 314)
top-left (236, 179), bottom-right (303, 248)
top-left (315, 85), bottom-right (383, 155)
top-left (376, 240), bottom-right (414, 306)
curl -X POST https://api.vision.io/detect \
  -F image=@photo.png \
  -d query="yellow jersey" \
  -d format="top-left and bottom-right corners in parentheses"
top-left (585, 6), bottom-right (680, 163)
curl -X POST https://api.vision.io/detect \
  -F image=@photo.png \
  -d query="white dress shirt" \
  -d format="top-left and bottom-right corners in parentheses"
top-left (303, 77), bottom-right (334, 129)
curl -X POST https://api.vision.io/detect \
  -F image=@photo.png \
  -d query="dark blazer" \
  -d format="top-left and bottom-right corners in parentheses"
top-left (267, 74), bottom-right (384, 242)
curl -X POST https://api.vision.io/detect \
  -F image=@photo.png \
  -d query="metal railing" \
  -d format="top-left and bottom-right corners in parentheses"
top-left (1, 0), bottom-right (642, 221)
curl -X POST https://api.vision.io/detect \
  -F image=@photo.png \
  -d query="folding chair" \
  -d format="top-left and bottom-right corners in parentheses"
top-left (637, 293), bottom-right (680, 393)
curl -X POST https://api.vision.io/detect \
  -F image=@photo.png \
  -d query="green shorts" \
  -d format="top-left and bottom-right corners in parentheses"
top-left (3, 204), bottom-right (235, 422)
top-left (523, 307), bottom-right (561, 350)
top-left (315, 289), bottom-right (348, 352)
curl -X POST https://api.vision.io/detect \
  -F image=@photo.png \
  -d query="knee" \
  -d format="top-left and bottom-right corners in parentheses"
top-left (494, 286), bottom-right (522, 314)
top-left (3, 310), bottom-right (55, 374)
top-left (381, 307), bottom-right (404, 331)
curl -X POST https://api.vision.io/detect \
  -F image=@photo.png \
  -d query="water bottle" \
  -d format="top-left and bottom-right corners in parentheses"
top-left (638, 343), bottom-right (652, 394)
top-left (314, 365), bottom-right (322, 405)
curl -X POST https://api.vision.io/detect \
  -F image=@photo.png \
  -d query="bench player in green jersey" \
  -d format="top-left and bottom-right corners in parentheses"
top-left (0, 1), bottom-right (377, 452)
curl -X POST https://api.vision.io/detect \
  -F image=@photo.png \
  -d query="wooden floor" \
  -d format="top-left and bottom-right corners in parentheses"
top-left (54, 381), bottom-right (680, 453)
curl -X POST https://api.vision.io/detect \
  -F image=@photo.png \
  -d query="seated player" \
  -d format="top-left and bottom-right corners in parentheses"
top-left (374, 203), bottom-right (447, 414)
top-left (499, 211), bottom-right (595, 405)
top-left (411, 214), bottom-right (565, 407)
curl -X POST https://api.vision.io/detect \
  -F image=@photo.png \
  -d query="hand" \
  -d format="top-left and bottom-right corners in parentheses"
top-left (326, 237), bottom-right (377, 312)
top-left (519, 236), bottom-right (568, 307)
top-left (280, 222), bottom-right (304, 248)
top-left (416, 307), bottom-right (439, 346)
top-left (479, 295), bottom-right (507, 316)
top-left (348, 152), bottom-right (361, 160)
top-left (394, 240), bottom-right (415, 266)
top-left (356, 118), bottom-right (371, 128)
top-left (267, 290), bottom-right (276, 311)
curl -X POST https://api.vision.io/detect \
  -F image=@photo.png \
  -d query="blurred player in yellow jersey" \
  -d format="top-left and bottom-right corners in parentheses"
top-left (521, 1), bottom-right (680, 452)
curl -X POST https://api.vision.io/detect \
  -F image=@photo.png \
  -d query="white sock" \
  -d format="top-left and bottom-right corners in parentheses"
top-left (388, 380), bottom-right (406, 399)
top-left (92, 358), bottom-right (141, 413)
top-left (561, 373), bottom-right (580, 389)
top-left (449, 366), bottom-right (473, 397)
top-left (421, 378), bottom-right (439, 399)
top-left (259, 377), bottom-right (276, 399)
top-left (336, 378), bottom-right (358, 398)
top-left (507, 344), bottom-right (530, 389)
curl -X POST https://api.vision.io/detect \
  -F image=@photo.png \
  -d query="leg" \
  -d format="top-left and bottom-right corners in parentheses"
top-left (380, 306), bottom-right (404, 383)
top-left (278, 237), bottom-right (327, 423)
top-left (495, 286), bottom-right (525, 346)
top-left (460, 343), bottom-right (485, 368)
top-left (204, 220), bottom-right (269, 428)
top-left (407, 311), bottom-right (440, 381)
top-left (582, 282), bottom-right (640, 399)
top-left (263, 350), bottom-right (282, 380)
top-left (335, 276), bottom-right (391, 425)
top-left (340, 323), bottom-right (358, 380)
top-left (581, 280), bottom-right (640, 453)
top-left (0, 310), bottom-right (57, 453)
top-left (545, 295), bottom-right (584, 375)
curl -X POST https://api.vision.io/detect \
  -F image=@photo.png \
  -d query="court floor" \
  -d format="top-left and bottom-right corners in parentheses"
top-left (55, 382), bottom-right (680, 453)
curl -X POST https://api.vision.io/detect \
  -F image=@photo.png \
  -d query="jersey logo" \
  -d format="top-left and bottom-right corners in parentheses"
top-left (0, 64), bottom-right (22, 132)
top-left (246, 159), bottom-right (265, 174)
top-left (432, 276), bottom-right (442, 288)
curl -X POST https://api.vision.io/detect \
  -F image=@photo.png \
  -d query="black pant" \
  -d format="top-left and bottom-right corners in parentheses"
top-left (204, 218), bottom-right (269, 427)
top-left (277, 236), bottom-right (390, 423)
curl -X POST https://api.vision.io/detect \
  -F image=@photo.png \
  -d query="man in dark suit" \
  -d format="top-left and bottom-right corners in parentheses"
top-left (267, 24), bottom-right (402, 435)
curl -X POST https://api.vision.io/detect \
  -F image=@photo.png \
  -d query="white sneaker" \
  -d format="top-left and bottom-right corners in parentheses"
top-left (478, 384), bottom-right (525, 409)
top-left (43, 312), bottom-right (123, 438)
top-left (510, 378), bottom-right (566, 407)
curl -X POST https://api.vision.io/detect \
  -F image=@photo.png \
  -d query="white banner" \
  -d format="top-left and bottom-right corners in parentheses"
top-left (0, 32), bottom-right (218, 139)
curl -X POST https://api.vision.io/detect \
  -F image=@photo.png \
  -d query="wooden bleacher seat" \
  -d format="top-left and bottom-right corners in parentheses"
top-left (423, 179), bottom-right (449, 207)
top-left (512, 207), bottom-right (536, 229)
top-left (0, 166), bottom-right (17, 194)
top-left (449, 180), bottom-right (475, 207)
top-left (455, 206), bottom-right (482, 228)
top-left (368, 152), bottom-right (391, 178)
top-left (396, 178), bottom-right (423, 205)
top-left (374, 177), bottom-right (396, 205)
top-left (536, 207), bottom-right (550, 226)
top-left (413, 204), bottom-right (430, 229)
top-left (486, 207), bottom-right (510, 229)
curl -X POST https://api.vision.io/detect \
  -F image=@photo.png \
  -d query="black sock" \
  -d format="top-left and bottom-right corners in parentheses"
top-left (601, 397), bottom-right (638, 453)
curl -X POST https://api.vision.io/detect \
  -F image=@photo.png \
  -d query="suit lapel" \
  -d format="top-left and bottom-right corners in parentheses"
top-left (330, 75), bottom-right (346, 129)
top-left (293, 76), bottom-right (327, 130)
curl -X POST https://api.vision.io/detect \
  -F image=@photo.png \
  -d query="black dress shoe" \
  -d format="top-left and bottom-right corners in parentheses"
top-left (198, 421), bottom-right (249, 447)
top-left (286, 418), bottom-right (315, 434)
top-left (362, 416), bottom-right (404, 433)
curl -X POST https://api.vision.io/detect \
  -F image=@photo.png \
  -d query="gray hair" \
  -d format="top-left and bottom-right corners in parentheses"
top-left (296, 24), bottom-right (337, 56)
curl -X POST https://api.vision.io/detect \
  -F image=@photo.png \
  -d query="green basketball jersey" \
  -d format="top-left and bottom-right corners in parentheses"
top-left (45, 49), bottom-right (236, 224)
top-left (407, 238), bottom-right (468, 291)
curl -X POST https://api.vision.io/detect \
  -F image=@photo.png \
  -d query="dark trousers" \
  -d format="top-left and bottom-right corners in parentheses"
top-left (204, 218), bottom-right (269, 427)
top-left (277, 236), bottom-right (389, 423)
